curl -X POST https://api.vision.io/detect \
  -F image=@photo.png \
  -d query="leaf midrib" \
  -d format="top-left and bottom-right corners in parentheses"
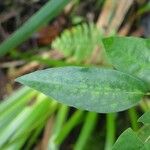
top-left (26, 79), bottom-right (145, 96)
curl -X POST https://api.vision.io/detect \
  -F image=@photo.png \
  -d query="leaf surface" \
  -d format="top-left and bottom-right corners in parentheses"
top-left (103, 36), bottom-right (150, 89)
top-left (113, 128), bottom-right (147, 150)
top-left (138, 125), bottom-right (150, 145)
top-left (16, 67), bottom-right (147, 113)
top-left (138, 111), bottom-right (150, 124)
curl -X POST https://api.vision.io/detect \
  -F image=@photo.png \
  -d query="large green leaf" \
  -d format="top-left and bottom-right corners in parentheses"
top-left (103, 36), bottom-right (150, 89)
top-left (138, 111), bottom-right (150, 124)
top-left (16, 67), bottom-right (147, 113)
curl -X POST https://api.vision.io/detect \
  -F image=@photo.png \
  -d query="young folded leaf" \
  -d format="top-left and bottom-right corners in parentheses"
top-left (16, 67), bottom-right (147, 113)
top-left (103, 36), bottom-right (150, 89)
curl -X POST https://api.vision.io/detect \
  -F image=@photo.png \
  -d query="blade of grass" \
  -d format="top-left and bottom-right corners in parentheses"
top-left (2, 136), bottom-right (28, 150)
top-left (48, 105), bottom-right (69, 150)
top-left (5, 97), bottom-right (58, 149)
top-left (74, 112), bottom-right (98, 150)
top-left (25, 123), bottom-right (45, 150)
top-left (10, 95), bottom-right (57, 141)
top-left (0, 0), bottom-right (70, 57)
top-left (55, 110), bottom-right (84, 145)
top-left (0, 90), bottom-right (37, 130)
top-left (0, 106), bottom-right (33, 148)
top-left (0, 87), bottom-right (31, 113)
top-left (0, 93), bottom-right (44, 148)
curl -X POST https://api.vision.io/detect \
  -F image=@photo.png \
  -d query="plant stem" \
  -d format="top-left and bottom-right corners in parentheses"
top-left (105, 113), bottom-right (116, 150)
top-left (10, 50), bottom-right (83, 67)
top-left (74, 112), bottom-right (98, 150)
top-left (145, 92), bottom-right (150, 96)
top-left (128, 107), bottom-right (139, 131)
top-left (140, 98), bottom-right (150, 112)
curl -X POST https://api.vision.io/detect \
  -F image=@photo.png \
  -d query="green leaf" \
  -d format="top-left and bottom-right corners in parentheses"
top-left (103, 36), bottom-right (150, 89)
top-left (138, 111), bottom-right (150, 124)
top-left (113, 128), bottom-right (145, 150)
top-left (16, 67), bottom-right (147, 113)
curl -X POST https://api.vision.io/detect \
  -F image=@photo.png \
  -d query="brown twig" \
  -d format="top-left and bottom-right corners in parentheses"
top-left (0, 24), bottom-right (8, 40)
top-left (97, 0), bottom-right (134, 34)
top-left (0, 60), bottom-right (25, 68)
top-left (41, 117), bottom-right (54, 150)
top-left (0, 9), bottom-right (18, 23)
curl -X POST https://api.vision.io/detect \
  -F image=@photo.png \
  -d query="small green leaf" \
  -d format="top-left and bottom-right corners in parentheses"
top-left (113, 128), bottom-right (145, 150)
top-left (138, 111), bottom-right (150, 124)
top-left (103, 36), bottom-right (150, 89)
top-left (16, 67), bottom-right (147, 113)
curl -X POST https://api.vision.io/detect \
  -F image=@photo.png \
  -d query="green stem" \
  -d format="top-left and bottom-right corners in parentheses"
top-left (140, 98), bottom-right (150, 112)
top-left (128, 107), bottom-right (139, 131)
top-left (55, 110), bottom-right (84, 145)
top-left (53, 105), bottom-right (69, 136)
top-left (10, 50), bottom-right (82, 67)
top-left (105, 113), bottom-right (116, 150)
top-left (145, 92), bottom-right (150, 96)
top-left (48, 105), bottom-right (69, 150)
top-left (74, 112), bottom-right (98, 150)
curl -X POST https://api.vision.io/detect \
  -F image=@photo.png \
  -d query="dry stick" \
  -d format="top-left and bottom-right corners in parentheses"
top-left (64, 1), bottom-right (75, 15)
top-left (119, 2), bottom-right (149, 36)
top-left (89, 0), bottom-right (118, 64)
top-left (0, 24), bottom-right (8, 40)
top-left (10, 61), bottom-right (40, 79)
top-left (96, 0), bottom-right (116, 32)
top-left (94, 0), bottom-right (134, 64)
top-left (119, 16), bottom-right (135, 35)
top-left (41, 117), bottom-right (55, 150)
top-left (0, 60), bottom-right (25, 68)
top-left (0, 9), bottom-right (18, 23)
top-left (108, 0), bottom-right (134, 33)
top-left (97, 0), bottom-right (134, 34)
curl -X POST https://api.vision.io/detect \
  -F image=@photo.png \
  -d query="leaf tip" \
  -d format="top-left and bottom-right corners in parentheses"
top-left (15, 75), bottom-right (27, 85)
